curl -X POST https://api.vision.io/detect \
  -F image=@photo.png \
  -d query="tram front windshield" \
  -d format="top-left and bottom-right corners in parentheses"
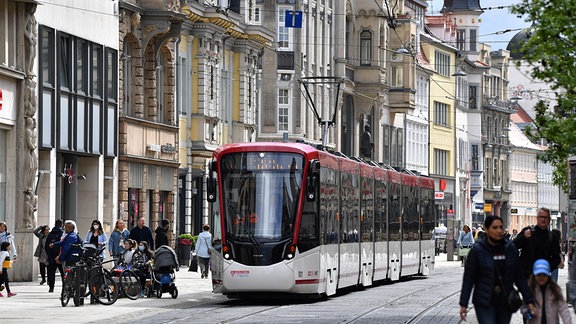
top-left (221, 152), bottom-right (303, 242)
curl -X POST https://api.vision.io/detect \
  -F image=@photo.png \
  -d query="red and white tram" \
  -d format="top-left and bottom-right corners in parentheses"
top-left (206, 142), bottom-right (436, 297)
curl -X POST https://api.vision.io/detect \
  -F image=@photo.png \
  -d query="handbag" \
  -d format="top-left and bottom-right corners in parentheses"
top-left (495, 264), bottom-right (523, 312)
top-left (458, 247), bottom-right (471, 257)
top-left (188, 255), bottom-right (198, 272)
top-left (507, 288), bottom-right (523, 312)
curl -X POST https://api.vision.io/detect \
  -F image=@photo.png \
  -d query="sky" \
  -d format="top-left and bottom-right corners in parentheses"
top-left (427, 0), bottom-right (531, 50)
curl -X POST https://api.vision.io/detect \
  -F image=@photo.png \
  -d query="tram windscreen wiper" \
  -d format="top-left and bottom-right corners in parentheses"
top-left (246, 223), bottom-right (261, 247)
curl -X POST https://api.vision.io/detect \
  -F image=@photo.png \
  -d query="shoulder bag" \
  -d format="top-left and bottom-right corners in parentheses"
top-left (495, 263), bottom-right (522, 312)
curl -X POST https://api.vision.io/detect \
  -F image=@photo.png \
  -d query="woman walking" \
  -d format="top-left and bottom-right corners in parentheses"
top-left (459, 215), bottom-right (536, 323)
top-left (195, 224), bottom-right (213, 279)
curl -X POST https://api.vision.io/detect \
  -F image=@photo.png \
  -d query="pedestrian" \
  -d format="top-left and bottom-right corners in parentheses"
top-left (194, 224), bottom-right (213, 279)
top-left (129, 216), bottom-right (154, 250)
top-left (109, 219), bottom-right (130, 265)
top-left (459, 215), bottom-right (536, 323)
top-left (526, 259), bottom-right (572, 323)
top-left (45, 219), bottom-right (64, 293)
top-left (132, 240), bottom-right (153, 297)
top-left (550, 229), bottom-right (564, 283)
top-left (457, 225), bottom-right (474, 266)
top-left (120, 239), bottom-right (137, 266)
top-left (513, 207), bottom-right (561, 278)
top-left (33, 225), bottom-right (50, 285)
top-left (155, 219), bottom-right (170, 248)
top-left (0, 221), bottom-right (18, 262)
top-left (474, 226), bottom-right (486, 240)
top-left (84, 219), bottom-right (107, 259)
top-left (511, 229), bottom-right (519, 240)
top-left (0, 241), bottom-right (16, 297)
top-left (49, 221), bottom-right (82, 268)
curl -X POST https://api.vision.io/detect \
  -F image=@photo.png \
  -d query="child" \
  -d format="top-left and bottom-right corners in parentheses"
top-left (0, 241), bottom-right (16, 297)
top-left (527, 259), bottom-right (572, 323)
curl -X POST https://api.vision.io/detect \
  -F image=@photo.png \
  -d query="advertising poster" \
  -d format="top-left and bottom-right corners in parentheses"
top-left (568, 200), bottom-right (576, 240)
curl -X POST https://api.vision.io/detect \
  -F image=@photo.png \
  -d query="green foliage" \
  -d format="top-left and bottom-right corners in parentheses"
top-left (178, 234), bottom-right (198, 247)
top-left (511, 0), bottom-right (576, 192)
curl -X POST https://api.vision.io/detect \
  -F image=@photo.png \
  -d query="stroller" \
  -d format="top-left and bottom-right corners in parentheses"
top-left (150, 245), bottom-right (179, 299)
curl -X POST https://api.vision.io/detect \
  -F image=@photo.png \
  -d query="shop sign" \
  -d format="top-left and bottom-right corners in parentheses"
top-left (434, 192), bottom-right (445, 200)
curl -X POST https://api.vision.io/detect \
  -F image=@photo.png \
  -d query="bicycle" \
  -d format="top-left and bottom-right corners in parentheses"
top-left (60, 244), bottom-right (119, 306)
top-left (111, 255), bottom-right (142, 300)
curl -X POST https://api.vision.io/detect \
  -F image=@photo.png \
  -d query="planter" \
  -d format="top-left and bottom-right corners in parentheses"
top-left (177, 239), bottom-right (192, 265)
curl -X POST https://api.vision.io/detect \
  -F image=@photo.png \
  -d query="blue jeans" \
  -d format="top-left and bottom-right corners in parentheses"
top-left (474, 295), bottom-right (513, 324)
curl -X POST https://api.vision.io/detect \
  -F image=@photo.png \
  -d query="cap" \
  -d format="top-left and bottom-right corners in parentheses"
top-left (533, 259), bottom-right (550, 276)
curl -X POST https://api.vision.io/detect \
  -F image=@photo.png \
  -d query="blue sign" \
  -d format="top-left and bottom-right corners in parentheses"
top-left (285, 10), bottom-right (303, 28)
top-left (475, 203), bottom-right (484, 210)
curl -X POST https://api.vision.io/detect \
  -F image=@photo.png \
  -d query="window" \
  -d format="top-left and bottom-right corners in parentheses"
top-left (469, 29), bottom-right (477, 52)
top-left (156, 51), bottom-right (165, 123)
top-left (391, 65), bottom-right (403, 87)
top-left (472, 145), bottom-right (479, 170)
top-left (456, 29), bottom-right (466, 51)
top-left (433, 101), bottom-right (449, 126)
top-left (434, 51), bottom-right (450, 77)
top-left (434, 149), bottom-right (448, 176)
top-left (122, 41), bottom-right (132, 116)
top-left (253, 5), bottom-right (261, 25)
top-left (105, 48), bottom-right (117, 157)
top-left (278, 89), bottom-right (290, 132)
top-left (40, 26), bottom-right (55, 149)
top-left (469, 85), bottom-right (477, 109)
top-left (0, 1), bottom-right (17, 68)
top-left (278, 7), bottom-right (292, 49)
top-left (39, 26), bottom-right (116, 156)
top-left (360, 30), bottom-right (372, 66)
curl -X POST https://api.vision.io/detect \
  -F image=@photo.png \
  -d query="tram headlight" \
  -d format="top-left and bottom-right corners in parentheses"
top-left (222, 245), bottom-right (231, 260)
top-left (285, 244), bottom-right (297, 260)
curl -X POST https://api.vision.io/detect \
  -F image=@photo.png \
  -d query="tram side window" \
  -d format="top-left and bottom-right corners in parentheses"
top-left (298, 199), bottom-right (319, 252)
top-left (420, 188), bottom-right (435, 240)
top-left (361, 176), bottom-right (374, 243)
top-left (389, 183), bottom-right (401, 241)
top-left (320, 167), bottom-right (338, 245)
top-left (375, 180), bottom-right (387, 241)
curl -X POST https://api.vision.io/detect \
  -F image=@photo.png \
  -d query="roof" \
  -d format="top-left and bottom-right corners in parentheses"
top-left (508, 122), bottom-right (541, 151)
top-left (440, 0), bottom-right (483, 13)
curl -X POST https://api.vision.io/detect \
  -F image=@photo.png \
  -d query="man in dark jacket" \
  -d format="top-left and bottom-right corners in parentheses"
top-left (45, 219), bottom-right (64, 292)
top-left (513, 207), bottom-right (561, 278)
top-left (50, 221), bottom-right (82, 266)
top-left (129, 216), bottom-right (154, 250)
top-left (155, 219), bottom-right (170, 248)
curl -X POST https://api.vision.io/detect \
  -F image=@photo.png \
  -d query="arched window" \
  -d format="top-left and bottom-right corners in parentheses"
top-left (360, 30), bottom-right (372, 66)
top-left (156, 51), bottom-right (165, 123)
top-left (122, 40), bottom-right (131, 116)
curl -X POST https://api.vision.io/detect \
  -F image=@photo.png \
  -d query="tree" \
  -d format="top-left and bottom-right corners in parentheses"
top-left (512, 0), bottom-right (576, 192)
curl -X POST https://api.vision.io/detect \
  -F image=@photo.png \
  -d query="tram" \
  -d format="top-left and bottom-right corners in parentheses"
top-left (206, 142), bottom-right (436, 297)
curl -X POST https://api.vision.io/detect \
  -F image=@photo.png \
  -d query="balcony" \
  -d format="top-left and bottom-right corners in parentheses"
top-left (482, 96), bottom-right (517, 114)
top-left (277, 51), bottom-right (294, 70)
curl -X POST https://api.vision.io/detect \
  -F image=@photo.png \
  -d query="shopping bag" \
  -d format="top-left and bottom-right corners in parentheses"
top-left (458, 247), bottom-right (471, 257)
top-left (188, 256), bottom-right (198, 272)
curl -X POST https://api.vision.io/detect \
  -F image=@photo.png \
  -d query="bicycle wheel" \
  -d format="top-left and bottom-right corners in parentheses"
top-left (61, 280), bottom-right (71, 307)
top-left (73, 267), bottom-right (86, 307)
top-left (90, 270), bottom-right (119, 305)
top-left (119, 270), bottom-right (141, 300)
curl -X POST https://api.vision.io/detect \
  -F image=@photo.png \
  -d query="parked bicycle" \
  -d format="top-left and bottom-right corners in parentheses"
top-left (61, 243), bottom-right (119, 307)
top-left (111, 254), bottom-right (142, 300)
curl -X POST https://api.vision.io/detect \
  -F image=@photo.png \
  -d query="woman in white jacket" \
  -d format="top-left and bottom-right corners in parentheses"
top-left (0, 222), bottom-right (17, 262)
top-left (195, 224), bottom-right (213, 279)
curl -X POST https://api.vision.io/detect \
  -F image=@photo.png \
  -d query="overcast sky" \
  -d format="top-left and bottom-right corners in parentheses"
top-left (427, 0), bottom-right (531, 50)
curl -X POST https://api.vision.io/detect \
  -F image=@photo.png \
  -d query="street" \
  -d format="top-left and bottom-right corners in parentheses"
top-left (4, 254), bottom-right (576, 323)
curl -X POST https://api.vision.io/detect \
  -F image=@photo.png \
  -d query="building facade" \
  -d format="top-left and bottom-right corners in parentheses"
top-left (118, 0), bottom-right (184, 245)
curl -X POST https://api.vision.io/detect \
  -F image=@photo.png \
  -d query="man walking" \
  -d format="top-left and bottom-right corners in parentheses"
top-left (513, 207), bottom-right (561, 278)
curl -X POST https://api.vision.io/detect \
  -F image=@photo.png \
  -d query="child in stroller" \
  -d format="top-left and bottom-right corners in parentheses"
top-left (150, 245), bottom-right (179, 298)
